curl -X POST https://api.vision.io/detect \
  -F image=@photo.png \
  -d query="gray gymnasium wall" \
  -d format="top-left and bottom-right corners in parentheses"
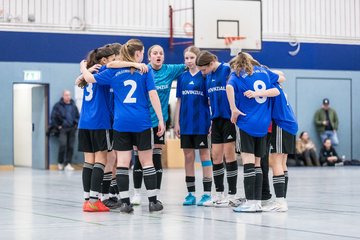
top-left (0, 62), bottom-right (359, 166)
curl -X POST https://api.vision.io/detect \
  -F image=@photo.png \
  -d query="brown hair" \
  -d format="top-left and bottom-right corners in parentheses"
top-left (196, 50), bottom-right (218, 67)
top-left (120, 39), bottom-right (144, 62)
top-left (86, 46), bottom-right (114, 68)
top-left (184, 46), bottom-right (201, 56)
top-left (229, 52), bottom-right (254, 76)
top-left (107, 42), bottom-right (122, 56)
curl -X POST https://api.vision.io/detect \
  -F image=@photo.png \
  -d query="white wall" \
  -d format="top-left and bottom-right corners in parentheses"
top-left (1, 0), bottom-right (359, 44)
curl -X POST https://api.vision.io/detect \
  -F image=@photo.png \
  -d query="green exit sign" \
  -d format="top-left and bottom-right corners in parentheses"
top-left (24, 70), bottom-right (41, 81)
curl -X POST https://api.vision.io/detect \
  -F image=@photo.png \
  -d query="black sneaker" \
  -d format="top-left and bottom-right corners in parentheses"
top-left (103, 198), bottom-right (119, 210)
top-left (109, 197), bottom-right (118, 203)
top-left (149, 200), bottom-right (163, 212)
top-left (119, 202), bottom-right (134, 214)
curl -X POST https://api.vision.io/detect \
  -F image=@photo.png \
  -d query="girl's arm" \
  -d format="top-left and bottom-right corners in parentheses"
top-left (149, 90), bottom-right (165, 137)
top-left (244, 87), bottom-right (280, 99)
top-left (174, 99), bottom-right (181, 138)
top-left (80, 60), bottom-right (97, 83)
top-left (226, 85), bottom-right (246, 124)
top-left (75, 64), bottom-right (102, 87)
top-left (107, 61), bottom-right (148, 73)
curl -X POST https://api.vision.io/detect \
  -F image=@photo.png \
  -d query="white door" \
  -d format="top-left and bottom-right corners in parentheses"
top-left (13, 83), bottom-right (48, 169)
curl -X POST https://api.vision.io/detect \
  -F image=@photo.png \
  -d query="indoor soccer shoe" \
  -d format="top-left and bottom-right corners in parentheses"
top-left (82, 201), bottom-right (89, 211)
top-left (83, 200), bottom-right (110, 212)
top-left (119, 202), bottom-right (134, 214)
top-left (149, 200), bottom-right (164, 212)
top-left (203, 192), bottom-right (223, 207)
top-left (197, 194), bottom-right (211, 206)
top-left (183, 193), bottom-right (196, 206)
top-left (102, 198), bottom-right (119, 210)
top-left (228, 195), bottom-right (246, 207)
top-left (233, 200), bottom-right (258, 213)
top-left (262, 198), bottom-right (288, 212)
top-left (131, 193), bottom-right (142, 206)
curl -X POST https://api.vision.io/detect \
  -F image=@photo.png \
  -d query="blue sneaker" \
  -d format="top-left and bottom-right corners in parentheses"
top-left (233, 200), bottom-right (257, 213)
top-left (197, 194), bottom-right (211, 206)
top-left (183, 193), bottom-right (196, 206)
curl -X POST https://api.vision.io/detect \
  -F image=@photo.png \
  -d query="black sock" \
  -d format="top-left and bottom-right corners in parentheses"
top-left (273, 175), bottom-right (285, 198)
top-left (213, 163), bottom-right (225, 192)
top-left (284, 171), bottom-right (289, 198)
top-left (143, 166), bottom-right (157, 203)
top-left (226, 161), bottom-right (238, 195)
top-left (133, 151), bottom-right (143, 189)
top-left (82, 162), bottom-right (93, 201)
top-left (243, 163), bottom-right (255, 200)
top-left (101, 172), bottom-right (112, 196)
top-left (109, 178), bottom-right (119, 196)
top-left (186, 176), bottom-right (196, 193)
top-left (255, 167), bottom-right (263, 200)
top-left (89, 163), bottom-right (105, 202)
top-left (116, 167), bottom-right (130, 205)
top-left (153, 148), bottom-right (163, 190)
top-left (203, 177), bottom-right (212, 193)
top-left (261, 138), bottom-right (272, 200)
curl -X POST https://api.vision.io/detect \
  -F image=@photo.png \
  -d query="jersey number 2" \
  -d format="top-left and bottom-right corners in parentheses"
top-left (253, 80), bottom-right (267, 104)
top-left (124, 80), bottom-right (137, 103)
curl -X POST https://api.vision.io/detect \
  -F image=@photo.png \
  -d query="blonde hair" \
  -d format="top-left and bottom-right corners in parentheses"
top-left (147, 44), bottom-right (164, 59)
top-left (184, 46), bottom-right (201, 56)
top-left (229, 52), bottom-right (254, 76)
top-left (120, 39), bottom-right (144, 62)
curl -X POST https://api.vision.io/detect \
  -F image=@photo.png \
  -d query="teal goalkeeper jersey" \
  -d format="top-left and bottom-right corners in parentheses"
top-left (148, 63), bottom-right (185, 128)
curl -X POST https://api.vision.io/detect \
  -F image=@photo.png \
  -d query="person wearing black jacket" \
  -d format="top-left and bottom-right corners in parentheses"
top-left (50, 90), bottom-right (80, 170)
top-left (319, 138), bottom-right (342, 166)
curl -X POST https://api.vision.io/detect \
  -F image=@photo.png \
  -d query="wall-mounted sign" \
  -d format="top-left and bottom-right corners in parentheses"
top-left (24, 70), bottom-right (41, 81)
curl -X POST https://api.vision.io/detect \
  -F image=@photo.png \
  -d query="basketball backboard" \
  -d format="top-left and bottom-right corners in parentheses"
top-left (193, 0), bottom-right (262, 51)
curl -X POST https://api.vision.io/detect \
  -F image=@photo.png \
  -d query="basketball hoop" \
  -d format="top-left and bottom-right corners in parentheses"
top-left (224, 36), bottom-right (246, 56)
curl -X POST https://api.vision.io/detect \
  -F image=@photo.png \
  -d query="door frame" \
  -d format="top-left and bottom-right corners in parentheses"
top-left (12, 82), bottom-right (50, 169)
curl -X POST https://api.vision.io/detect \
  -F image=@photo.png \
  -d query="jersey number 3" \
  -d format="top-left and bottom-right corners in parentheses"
top-left (85, 83), bottom-right (93, 101)
top-left (253, 80), bottom-right (267, 104)
top-left (124, 80), bottom-right (137, 103)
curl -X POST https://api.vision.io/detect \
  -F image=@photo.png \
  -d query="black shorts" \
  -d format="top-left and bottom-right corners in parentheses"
top-left (78, 129), bottom-right (112, 153)
top-left (239, 129), bottom-right (267, 158)
top-left (180, 134), bottom-right (209, 149)
top-left (153, 126), bottom-right (165, 145)
top-left (113, 129), bottom-right (153, 151)
top-left (270, 124), bottom-right (296, 154)
top-left (211, 118), bottom-right (236, 144)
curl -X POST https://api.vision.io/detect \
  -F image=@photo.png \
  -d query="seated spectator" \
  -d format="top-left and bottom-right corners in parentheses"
top-left (319, 138), bottom-right (342, 166)
top-left (296, 131), bottom-right (320, 166)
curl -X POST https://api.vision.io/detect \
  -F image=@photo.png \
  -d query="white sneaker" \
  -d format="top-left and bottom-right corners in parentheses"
top-left (233, 200), bottom-right (258, 213)
top-left (131, 193), bottom-right (142, 206)
top-left (57, 164), bottom-right (64, 171)
top-left (203, 192), bottom-right (224, 207)
top-left (228, 195), bottom-right (246, 207)
top-left (262, 198), bottom-right (288, 212)
top-left (64, 164), bottom-right (75, 171)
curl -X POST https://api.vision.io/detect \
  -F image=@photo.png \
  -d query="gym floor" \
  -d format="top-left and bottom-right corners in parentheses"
top-left (0, 167), bottom-right (359, 240)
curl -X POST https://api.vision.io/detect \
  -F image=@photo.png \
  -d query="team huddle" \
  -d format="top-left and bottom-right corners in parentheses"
top-left (76, 38), bottom-right (298, 214)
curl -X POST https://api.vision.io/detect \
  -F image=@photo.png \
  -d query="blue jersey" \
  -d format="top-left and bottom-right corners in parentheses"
top-left (227, 66), bottom-right (279, 137)
top-left (148, 64), bottom-right (185, 127)
top-left (176, 70), bottom-right (210, 135)
top-left (206, 63), bottom-right (231, 120)
top-left (272, 84), bottom-right (298, 135)
top-left (94, 68), bottom-right (156, 132)
top-left (99, 65), bottom-right (115, 127)
top-left (78, 67), bottom-right (111, 130)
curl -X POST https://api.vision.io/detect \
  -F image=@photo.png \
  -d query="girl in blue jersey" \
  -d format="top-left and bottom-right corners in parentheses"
top-left (226, 52), bottom-right (282, 213)
top-left (81, 39), bottom-right (165, 214)
top-left (108, 44), bottom-right (185, 205)
top-left (173, 46), bottom-right (213, 206)
top-left (195, 51), bottom-right (241, 207)
top-left (263, 71), bottom-right (298, 212)
top-left (77, 45), bottom-right (147, 212)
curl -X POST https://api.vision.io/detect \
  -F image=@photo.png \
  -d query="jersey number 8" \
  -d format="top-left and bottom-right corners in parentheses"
top-left (253, 80), bottom-right (267, 104)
